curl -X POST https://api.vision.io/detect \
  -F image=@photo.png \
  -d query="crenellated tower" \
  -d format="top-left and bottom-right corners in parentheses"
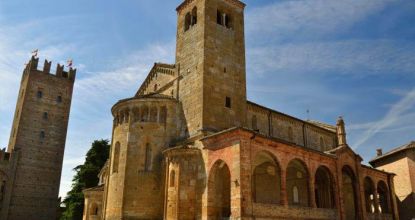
top-left (3, 56), bottom-right (75, 220)
top-left (176, 0), bottom-right (247, 138)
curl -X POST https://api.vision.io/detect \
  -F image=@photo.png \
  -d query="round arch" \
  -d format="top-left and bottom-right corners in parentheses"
top-left (364, 177), bottom-right (376, 213)
top-left (377, 180), bottom-right (390, 213)
top-left (342, 165), bottom-right (358, 220)
top-left (89, 202), bottom-right (99, 216)
top-left (252, 151), bottom-right (281, 204)
top-left (207, 160), bottom-right (231, 219)
top-left (286, 158), bottom-right (310, 207)
top-left (314, 166), bottom-right (336, 209)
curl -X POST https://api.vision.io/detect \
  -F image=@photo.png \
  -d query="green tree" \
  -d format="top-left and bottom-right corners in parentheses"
top-left (60, 139), bottom-right (110, 220)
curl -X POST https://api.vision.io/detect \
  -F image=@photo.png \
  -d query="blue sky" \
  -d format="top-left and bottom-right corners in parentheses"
top-left (0, 0), bottom-right (414, 198)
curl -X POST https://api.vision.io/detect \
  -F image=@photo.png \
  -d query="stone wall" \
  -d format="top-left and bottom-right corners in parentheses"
top-left (372, 150), bottom-right (415, 220)
top-left (83, 186), bottom-right (104, 220)
top-left (175, 0), bottom-right (247, 137)
top-left (252, 203), bottom-right (338, 220)
top-left (164, 148), bottom-right (206, 220)
top-left (202, 0), bottom-right (247, 133)
top-left (104, 96), bottom-right (181, 219)
top-left (3, 57), bottom-right (75, 220)
top-left (247, 102), bottom-right (337, 152)
top-left (198, 128), bottom-right (396, 220)
top-left (176, 0), bottom-right (205, 137)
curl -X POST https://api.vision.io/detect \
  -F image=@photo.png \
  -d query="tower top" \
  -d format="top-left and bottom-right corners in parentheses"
top-left (25, 56), bottom-right (76, 81)
top-left (336, 116), bottom-right (347, 147)
top-left (176, 0), bottom-right (246, 13)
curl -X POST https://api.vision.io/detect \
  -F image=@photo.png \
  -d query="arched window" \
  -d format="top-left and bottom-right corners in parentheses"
top-left (170, 170), bottom-right (176, 187)
top-left (191, 7), bottom-right (197, 26)
top-left (150, 106), bottom-right (158, 122)
top-left (37, 90), bottom-right (43, 98)
top-left (154, 84), bottom-right (158, 91)
top-left (184, 13), bottom-right (191, 31)
top-left (133, 107), bottom-right (140, 122)
top-left (112, 142), bottom-right (120, 173)
top-left (90, 203), bottom-right (98, 216)
top-left (286, 159), bottom-right (309, 207)
top-left (377, 181), bottom-right (390, 213)
top-left (252, 151), bottom-right (281, 204)
top-left (159, 106), bottom-right (167, 124)
top-left (40, 130), bottom-right (45, 139)
top-left (252, 115), bottom-right (258, 131)
top-left (224, 14), bottom-right (232, 28)
top-left (342, 166), bottom-right (358, 220)
top-left (141, 106), bottom-right (149, 122)
top-left (315, 166), bottom-right (336, 208)
top-left (208, 160), bottom-right (231, 218)
top-left (145, 144), bottom-right (152, 171)
top-left (43, 112), bottom-right (48, 120)
top-left (364, 177), bottom-right (376, 213)
top-left (125, 110), bottom-right (130, 123)
top-left (293, 186), bottom-right (299, 203)
top-left (57, 95), bottom-right (62, 103)
top-left (120, 112), bottom-right (125, 124)
top-left (217, 10), bottom-right (223, 25)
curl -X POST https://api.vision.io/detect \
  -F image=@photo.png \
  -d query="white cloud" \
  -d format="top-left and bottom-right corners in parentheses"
top-left (246, 0), bottom-right (394, 39)
top-left (352, 88), bottom-right (415, 149)
top-left (247, 39), bottom-right (415, 76)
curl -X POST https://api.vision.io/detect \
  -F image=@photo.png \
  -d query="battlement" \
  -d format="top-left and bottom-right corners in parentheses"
top-left (25, 56), bottom-right (76, 81)
top-left (176, 0), bottom-right (246, 13)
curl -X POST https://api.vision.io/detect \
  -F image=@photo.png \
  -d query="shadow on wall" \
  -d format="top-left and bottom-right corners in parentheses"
top-left (398, 193), bottom-right (415, 220)
top-left (172, 101), bottom-right (190, 145)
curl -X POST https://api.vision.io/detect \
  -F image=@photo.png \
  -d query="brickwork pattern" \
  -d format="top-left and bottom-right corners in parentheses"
top-left (82, 0), bottom-right (400, 220)
top-left (1, 56), bottom-right (75, 220)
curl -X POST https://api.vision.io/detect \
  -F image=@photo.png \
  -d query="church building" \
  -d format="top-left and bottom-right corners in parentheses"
top-left (83, 0), bottom-right (399, 219)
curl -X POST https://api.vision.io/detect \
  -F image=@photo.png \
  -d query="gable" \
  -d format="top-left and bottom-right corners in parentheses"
top-left (136, 63), bottom-right (176, 96)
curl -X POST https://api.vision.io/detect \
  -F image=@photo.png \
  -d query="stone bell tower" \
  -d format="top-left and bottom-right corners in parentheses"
top-left (176, 0), bottom-right (247, 137)
top-left (3, 56), bottom-right (75, 220)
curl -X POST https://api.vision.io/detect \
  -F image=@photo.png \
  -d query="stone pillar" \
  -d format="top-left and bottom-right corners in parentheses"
top-left (309, 176), bottom-right (317, 208)
top-left (157, 106), bottom-right (160, 123)
top-left (388, 175), bottom-right (399, 220)
top-left (281, 169), bottom-right (288, 207)
top-left (373, 187), bottom-right (380, 214)
top-left (336, 117), bottom-right (347, 147)
top-left (127, 109), bottom-right (132, 123)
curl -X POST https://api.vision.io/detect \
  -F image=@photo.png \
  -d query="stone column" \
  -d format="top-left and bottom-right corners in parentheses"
top-left (309, 176), bottom-right (317, 208)
top-left (373, 187), bottom-right (380, 214)
top-left (281, 169), bottom-right (288, 207)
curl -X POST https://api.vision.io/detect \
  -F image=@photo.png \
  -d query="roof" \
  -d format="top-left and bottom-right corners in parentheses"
top-left (200, 126), bottom-right (337, 158)
top-left (136, 62), bottom-right (175, 96)
top-left (82, 185), bottom-right (104, 193)
top-left (112, 93), bottom-right (177, 113)
top-left (136, 93), bottom-right (174, 99)
top-left (369, 141), bottom-right (415, 164)
top-left (307, 120), bottom-right (337, 133)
